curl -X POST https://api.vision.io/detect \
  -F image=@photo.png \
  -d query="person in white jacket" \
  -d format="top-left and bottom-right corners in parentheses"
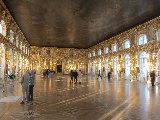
top-left (78, 70), bottom-right (83, 84)
top-left (20, 70), bottom-right (30, 104)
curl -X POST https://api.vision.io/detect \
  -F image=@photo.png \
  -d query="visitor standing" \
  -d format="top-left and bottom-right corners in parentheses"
top-left (150, 71), bottom-right (155, 86)
top-left (20, 70), bottom-right (30, 104)
top-left (28, 70), bottom-right (35, 101)
top-left (97, 70), bottom-right (102, 79)
top-left (73, 70), bottom-right (78, 84)
top-left (70, 70), bottom-right (73, 83)
top-left (108, 71), bottom-right (112, 80)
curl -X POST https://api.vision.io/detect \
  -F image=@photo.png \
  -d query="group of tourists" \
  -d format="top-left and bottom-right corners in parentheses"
top-left (69, 70), bottom-right (83, 84)
top-left (19, 69), bottom-right (156, 105)
top-left (97, 70), bottom-right (112, 80)
top-left (97, 69), bottom-right (156, 87)
top-left (43, 69), bottom-right (50, 77)
top-left (20, 69), bottom-right (36, 104)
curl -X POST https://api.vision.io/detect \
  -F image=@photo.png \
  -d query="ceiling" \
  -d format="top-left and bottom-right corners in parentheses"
top-left (2, 0), bottom-right (160, 49)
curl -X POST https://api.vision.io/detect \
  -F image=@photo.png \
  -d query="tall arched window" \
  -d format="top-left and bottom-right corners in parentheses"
top-left (20, 41), bottom-right (22, 50)
top-left (16, 36), bottom-right (19, 47)
top-left (123, 40), bottom-right (130, 49)
top-left (113, 56), bottom-right (118, 77)
top-left (104, 47), bottom-right (108, 54)
top-left (138, 52), bottom-right (148, 79)
top-left (98, 58), bottom-right (101, 73)
top-left (138, 34), bottom-right (147, 45)
top-left (24, 45), bottom-right (26, 53)
top-left (10, 30), bottom-right (14, 43)
top-left (0, 20), bottom-right (6, 37)
top-left (105, 58), bottom-right (108, 76)
top-left (112, 44), bottom-right (118, 52)
top-left (88, 53), bottom-right (92, 58)
top-left (0, 24), bottom-right (2, 34)
top-left (92, 51), bottom-right (95, 56)
top-left (90, 53), bottom-right (92, 57)
top-left (124, 55), bottom-right (130, 77)
top-left (156, 29), bottom-right (160, 41)
top-left (92, 60), bottom-right (96, 74)
top-left (88, 60), bottom-right (91, 73)
top-left (28, 49), bottom-right (30, 56)
top-left (98, 49), bottom-right (101, 55)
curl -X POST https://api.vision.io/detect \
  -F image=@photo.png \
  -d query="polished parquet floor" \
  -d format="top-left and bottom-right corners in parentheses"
top-left (0, 73), bottom-right (160, 120)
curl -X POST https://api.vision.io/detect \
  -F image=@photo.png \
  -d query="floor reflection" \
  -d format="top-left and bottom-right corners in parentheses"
top-left (0, 74), bottom-right (160, 120)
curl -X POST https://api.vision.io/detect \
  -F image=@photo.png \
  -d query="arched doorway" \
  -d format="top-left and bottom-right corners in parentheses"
top-left (124, 55), bottom-right (130, 79)
top-left (113, 56), bottom-right (118, 79)
top-left (138, 52), bottom-right (148, 82)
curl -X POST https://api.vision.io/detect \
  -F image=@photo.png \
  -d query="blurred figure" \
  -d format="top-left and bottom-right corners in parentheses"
top-left (46, 69), bottom-right (50, 77)
top-left (43, 69), bottom-right (46, 76)
top-left (28, 70), bottom-right (35, 101)
top-left (78, 70), bottom-right (83, 84)
top-left (8, 71), bottom-right (16, 87)
top-left (20, 70), bottom-right (30, 104)
top-left (33, 69), bottom-right (36, 74)
top-left (70, 70), bottom-right (73, 83)
top-left (73, 70), bottom-right (78, 84)
top-left (43, 69), bottom-right (50, 77)
top-left (108, 71), bottom-right (112, 80)
top-left (97, 70), bottom-right (102, 79)
top-left (150, 71), bottom-right (155, 86)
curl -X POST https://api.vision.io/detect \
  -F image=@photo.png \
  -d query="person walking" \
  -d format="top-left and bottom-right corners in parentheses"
top-left (108, 71), bottom-right (112, 80)
top-left (28, 70), bottom-right (35, 101)
top-left (78, 70), bottom-right (83, 84)
top-left (150, 71), bottom-right (155, 86)
top-left (69, 70), bottom-right (73, 83)
top-left (73, 70), bottom-right (78, 84)
top-left (97, 70), bottom-right (102, 79)
top-left (46, 69), bottom-right (49, 77)
top-left (20, 70), bottom-right (30, 104)
top-left (33, 69), bottom-right (36, 74)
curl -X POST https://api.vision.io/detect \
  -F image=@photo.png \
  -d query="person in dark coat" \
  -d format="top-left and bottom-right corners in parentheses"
top-left (73, 70), bottom-right (78, 84)
top-left (46, 69), bottom-right (49, 77)
top-left (97, 70), bottom-right (102, 79)
top-left (28, 70), bottom-right (35, 101)
top-left (70, 70), bottom-right (73, 83)
top-left (150, 71), bottom-right (155, 86)
top-left (108, 71), bottom-right (112, 80)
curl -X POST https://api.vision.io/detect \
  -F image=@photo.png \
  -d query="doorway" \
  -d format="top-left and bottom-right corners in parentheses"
top-left (57, 65), bottom-right (62, 73)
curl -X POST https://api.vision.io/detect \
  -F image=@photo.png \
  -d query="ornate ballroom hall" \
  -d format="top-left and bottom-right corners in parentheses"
top-left (0, 0), bottom-right (160, 119)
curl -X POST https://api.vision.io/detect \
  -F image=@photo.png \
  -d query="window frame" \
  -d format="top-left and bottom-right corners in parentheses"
top-left (138, 34), bottom-right (147, 45)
